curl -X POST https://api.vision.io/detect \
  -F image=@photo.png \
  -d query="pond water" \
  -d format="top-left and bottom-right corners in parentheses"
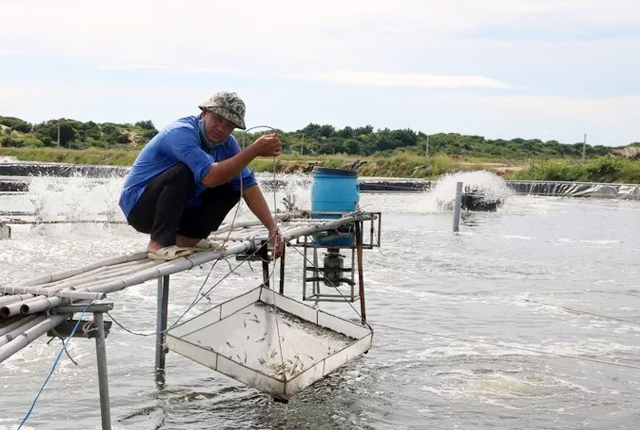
top-left (1, 172), bottom-right (639, 430)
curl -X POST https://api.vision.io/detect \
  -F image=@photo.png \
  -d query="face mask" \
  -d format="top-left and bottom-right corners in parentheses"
top-left (198, 119), bottom-right (213, 149)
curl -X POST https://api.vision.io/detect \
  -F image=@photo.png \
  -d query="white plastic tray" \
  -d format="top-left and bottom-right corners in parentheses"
top-left (165, 286), bottom-right (373, 399)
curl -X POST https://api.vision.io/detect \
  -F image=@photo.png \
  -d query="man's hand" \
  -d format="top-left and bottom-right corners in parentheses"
top-left (269, 228), bottom-right (285, 259)
top-left (251, 133), bottom-right (282, 157)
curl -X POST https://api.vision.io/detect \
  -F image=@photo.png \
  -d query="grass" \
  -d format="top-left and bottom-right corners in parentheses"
top-left (0, 147), bottom-right (139, 166)
top-left (510, 157), bottom-right (640, 183)
top-left (1, 146), bottom-right (639, 183)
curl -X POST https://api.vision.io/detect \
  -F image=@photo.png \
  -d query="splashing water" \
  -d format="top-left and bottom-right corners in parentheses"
top-left (3, 172), bottom-right (313, 230)
top-left (26, 175), bottom-right (125, 223)
top-left (431, 170), bottom-right (513, 210)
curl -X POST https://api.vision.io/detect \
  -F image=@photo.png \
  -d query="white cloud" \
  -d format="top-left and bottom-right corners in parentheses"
top-left (311, 71), bottom-right (511, 89)
top-left (1, 0), bottom-right (638, 144)
top-left (99, 65), bottom-right (169, 71)
top-left (0, 50), bottom-right (24, 55)
top-left (1, 0), bottom-right (638, 71)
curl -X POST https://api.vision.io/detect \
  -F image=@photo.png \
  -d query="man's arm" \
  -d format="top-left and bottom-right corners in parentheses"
top-left (201, 134), bottom-right (281, 187)
top-left (243, 185), bottom-right (285, 258)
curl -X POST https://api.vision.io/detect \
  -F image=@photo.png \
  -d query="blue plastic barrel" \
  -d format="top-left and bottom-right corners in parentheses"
top-left (311, 167), bottom-right (359, 215)
top-left (311, 167), bottom-right (359, 246)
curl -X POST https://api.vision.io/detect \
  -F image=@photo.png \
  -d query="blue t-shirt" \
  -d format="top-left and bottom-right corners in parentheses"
top-left (119, 115), bottom-right (257, 217)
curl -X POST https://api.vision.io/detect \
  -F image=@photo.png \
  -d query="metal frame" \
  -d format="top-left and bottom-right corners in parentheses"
top-left (288, 212), bottom-right (382, 305)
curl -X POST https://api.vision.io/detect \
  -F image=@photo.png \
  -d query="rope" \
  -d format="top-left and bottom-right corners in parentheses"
top-left (107, 240), bottom-right (271, 337)
top-left (372, 322), bottom-right (640, 371)
top-left (524, 298), bottom-right (640, 326)
top-left (18, 305), bottom-right (90, 429)
top-left (268, 156), bottom-right (286, 379)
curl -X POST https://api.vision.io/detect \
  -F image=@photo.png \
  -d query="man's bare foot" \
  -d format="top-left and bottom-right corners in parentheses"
top-left (147, 240), bottom-right (165, 253)
top-left (175, 234), bottom-right (201, 248)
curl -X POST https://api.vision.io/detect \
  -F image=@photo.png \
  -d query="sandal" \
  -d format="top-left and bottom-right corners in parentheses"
top-left (148, 245), bottom-right (192, 261)
top-left (189, 239), bottom-right (223, 252)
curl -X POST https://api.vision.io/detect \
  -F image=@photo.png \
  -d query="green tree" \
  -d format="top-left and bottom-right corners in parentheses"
top-left (0, 116), bottom-right (32, 133)
top-left (135, 120), bottom-right (156, 130)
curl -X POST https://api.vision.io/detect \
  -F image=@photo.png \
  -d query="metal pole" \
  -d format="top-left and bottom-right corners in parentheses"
top-left (155, 275), bottom-right (169, 385)
top-left (94, 312), bottom-right (112, 430)
top-left (355, 221), bottom-right (367, 324)
top-left (453, 181), bottom-right (463, 232)
top-left (261, 245), bottom-right (270, 289)
top-left (278, 249), bottom-right (286, 295)
top-left (582, 133), bottom-right (587, 161)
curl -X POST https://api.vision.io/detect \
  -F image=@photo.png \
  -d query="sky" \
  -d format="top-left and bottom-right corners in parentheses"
top-left (0, 0), bottom-right (639, 146)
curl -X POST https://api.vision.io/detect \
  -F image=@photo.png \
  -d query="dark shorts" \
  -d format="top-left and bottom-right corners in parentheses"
top-left (127, 163), bottom-right (241, 246)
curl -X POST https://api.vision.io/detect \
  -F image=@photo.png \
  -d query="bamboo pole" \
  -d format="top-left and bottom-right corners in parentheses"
top-left (13, 268), bottom-right (110, 292)
top-left (0, 286), bottom-right (106, 301)
top-left (0, 293), bottom-right (34, 306)
top-left (0, 314), bottom-right (69, 364)
top-left (3, 217), bottom-right (359, 305)
top-left (211, 217), bottom-right (357, 244)
top-left (18, 252), bottom-right (148, 287)
top-left (82, 241), bottom-right (253, 295)
top-left (0, 314), bottom-right (47, 348)
top-left (24, 259), bottom-right (158, 292)
top-left (215, 213), bottom-right (294, 233)
top-left (4, 220), bottom-right (126, 225)
top-left (21, 296), bottom-right (67, 315)
top-left (0, 295), bottom-right (47, 319)
top-left (281, 216), bottom-right (357, 242)
top-left (0, 314), bottom-right (40, 337)
top-left (28, 260), bottom-right (160, 292)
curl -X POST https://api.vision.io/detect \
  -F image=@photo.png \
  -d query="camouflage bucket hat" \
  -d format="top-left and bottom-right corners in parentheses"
top-left (198, 91), bottom-right (246, 129)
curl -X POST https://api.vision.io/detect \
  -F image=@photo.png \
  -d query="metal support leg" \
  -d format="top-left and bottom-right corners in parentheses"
top-left (279, 248), bottom-right (286, 294)
top-left (261, 245), bottom-right (270, 289)
top-left (355, 221), bottom-right (367, 324)
top-left (94, 312), bottom-right (112, 430)
top-left (155, 275), bottom-right (169, 385)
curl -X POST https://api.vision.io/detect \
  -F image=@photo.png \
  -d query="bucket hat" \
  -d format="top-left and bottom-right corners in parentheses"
top-left (198, 91), bottom-right (246, 129)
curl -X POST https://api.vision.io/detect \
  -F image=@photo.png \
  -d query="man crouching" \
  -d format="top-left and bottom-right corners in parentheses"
top-left (119, 91), bottom-right (284, 260)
